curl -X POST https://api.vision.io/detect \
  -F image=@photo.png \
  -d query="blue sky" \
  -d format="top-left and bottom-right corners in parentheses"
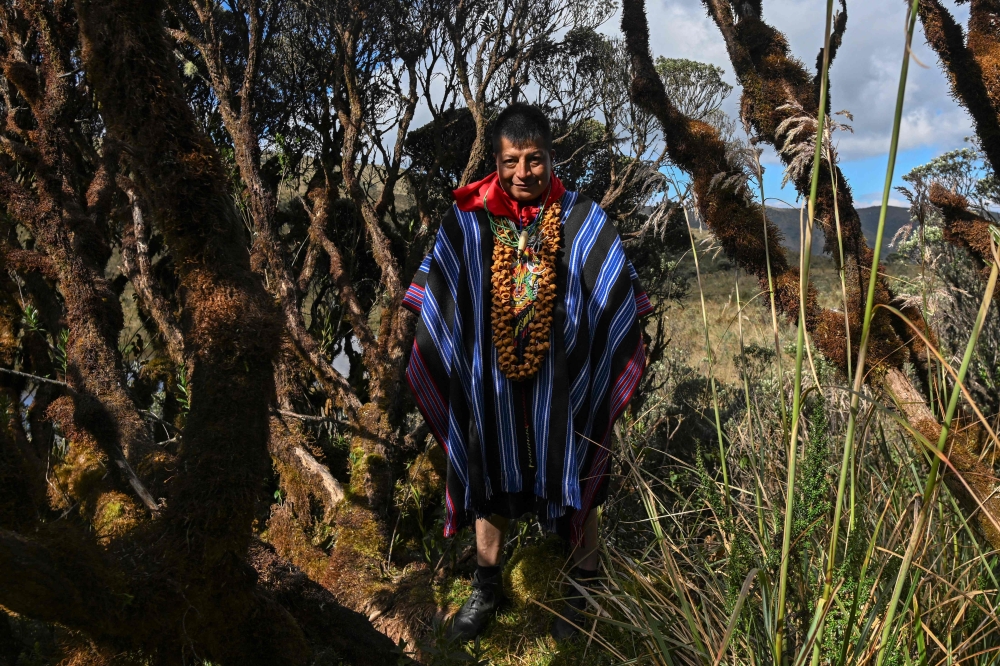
top-left (760, 146), bottom-right (943, 209)
top-left (604, 0), bottom-right (974, 208)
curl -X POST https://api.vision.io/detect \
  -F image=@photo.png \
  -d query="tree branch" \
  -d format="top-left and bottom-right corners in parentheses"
top-left (119, 184), bottom-right (186, 366)
top-left (814, 0), bottom-right (847, 97)
top-left (77, 9), bottom-right (292, 657)
top-left (0, 529), bottom-right (116, 632)
top-left (929, 182), bottom-right (1000, 280)
top-left (917, 0), bottom-right (1000, 174)
top-left (0, 366), bottom-right (71, 389)
top-left (628, 0), bottom-right (1000, 549)
top-left (700, 0), bottom-right (923, 376)
top-left (270, 416), bottom-right (345, 518)
top-left (170, 0), bottom-right (362, 418)
top-left (303, 188), bottom-right (376, 356)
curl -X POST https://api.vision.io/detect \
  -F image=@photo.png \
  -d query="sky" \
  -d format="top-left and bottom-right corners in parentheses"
top-left (601, 0), bottom-right (974, 207)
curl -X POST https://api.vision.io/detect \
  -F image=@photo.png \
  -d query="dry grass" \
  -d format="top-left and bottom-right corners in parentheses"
top-left (666, 233), bottom-right (921, 384)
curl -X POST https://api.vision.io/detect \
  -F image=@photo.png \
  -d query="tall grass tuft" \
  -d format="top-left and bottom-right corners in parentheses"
top-left (775, 0), bottom-right (837, 656)
top-left (875, 240), bottom-right (999, 663)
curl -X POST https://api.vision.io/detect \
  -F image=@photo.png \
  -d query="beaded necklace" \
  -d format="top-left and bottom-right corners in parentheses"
top-left (488, 184), bottom-right (562, 382)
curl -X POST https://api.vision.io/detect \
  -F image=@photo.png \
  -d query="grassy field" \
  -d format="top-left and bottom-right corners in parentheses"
top-left (662, 232), bottom-right (921, 384)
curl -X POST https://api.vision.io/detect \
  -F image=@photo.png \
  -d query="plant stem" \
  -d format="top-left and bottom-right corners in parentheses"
top-left (776, 0), bottom-right (834, 658)
top-left (736, 273), bottom-right (766, 537)
top-left (827, 153), bottom-right (853, 385)
top-left (814, 0), bottom-right (921, 659)
top-left (684, 208), bottom-right (731, 515)
top-left (753, 153), bottom-right (789, 432)
top-left (918, 196), bottom-right (935, 418)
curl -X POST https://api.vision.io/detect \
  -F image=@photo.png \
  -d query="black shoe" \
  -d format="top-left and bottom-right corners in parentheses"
top-left (550, 567), bottom-right (598, 642)
top-left (448, 569), bottom-right (503, 642)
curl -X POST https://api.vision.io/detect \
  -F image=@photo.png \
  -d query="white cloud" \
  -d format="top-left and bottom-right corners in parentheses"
top-left (854, 195), bottom-right (911, 208)
top-left (641, 1), bottom-right (733, 65)
top-left (834, 106), bottom-right (972, 157)
top-left (605, 0), bottom-right (975, 163)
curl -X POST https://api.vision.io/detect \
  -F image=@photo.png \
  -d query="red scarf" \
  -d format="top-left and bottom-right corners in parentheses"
top-left (452, 171), bottom-right (566, 226)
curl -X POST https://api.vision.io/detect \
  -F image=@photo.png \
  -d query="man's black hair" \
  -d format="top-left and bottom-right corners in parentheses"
top-left (491, 103), bottom-right (552, 153)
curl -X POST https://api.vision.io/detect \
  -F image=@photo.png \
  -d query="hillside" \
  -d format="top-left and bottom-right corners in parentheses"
top-left (765, 205), bottom-right (912, 256)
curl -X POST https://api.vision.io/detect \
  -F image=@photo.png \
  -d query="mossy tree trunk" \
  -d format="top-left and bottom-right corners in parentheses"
top-left (917, 0), bottom-right (1000, 176)
top-left (0, 1), bottom-right (401, 663)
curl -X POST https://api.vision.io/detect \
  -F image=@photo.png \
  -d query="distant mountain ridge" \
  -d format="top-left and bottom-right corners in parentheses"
top-left (764, 206), bottom-right (911, 256)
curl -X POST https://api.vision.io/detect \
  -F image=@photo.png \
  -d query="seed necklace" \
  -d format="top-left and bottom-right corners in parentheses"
top-left (488, 184), bottom-right (562, 383)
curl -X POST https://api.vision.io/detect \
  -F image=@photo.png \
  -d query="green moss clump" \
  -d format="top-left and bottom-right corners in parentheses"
top-left (100, 499), bottom-right (122, 523)
top-left (261, 504), bottom-right (329, 580)
top-left (503, 540), bottom-right (564, 609)
top-left (93, 492), bottom-right (140, 541)
top-left (347, 447), bottom-right (389, 501)
top-left (334, 501), bottom-right (387, 562)
top-left (52, 440), bottom-right (105, 513)
top-left (435, 576), bottom-right (473, 614)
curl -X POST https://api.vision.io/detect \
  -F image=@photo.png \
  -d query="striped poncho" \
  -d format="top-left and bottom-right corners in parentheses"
top-left (403, 190), bottom-right (652, 544)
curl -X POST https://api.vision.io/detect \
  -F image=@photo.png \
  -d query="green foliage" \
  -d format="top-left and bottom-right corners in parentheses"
top-left (393, 466), bottom-right (451, 567)
top-left (792, 394), bottom-right (832, 547)
top-left (896, 138), bottom-right (998, 255)
top-left (54, 329), bottom-right (68, 377)
top-left (695, 442), bottom-right (728, 527)
top-left (726, 528), bottom-right (755, 611)
top-left (901, 142), bottom-right (997, 206)
top-left (20, 304), bottom-right (41, 334)
top-left (896, 144), bottom-right (1000, 415)
top-left (654, 56), bottom-right (733, 121)
top-left (176, 363), bottom-right (190, 415)
top-left (545, 248), bottom-right (1000, 665)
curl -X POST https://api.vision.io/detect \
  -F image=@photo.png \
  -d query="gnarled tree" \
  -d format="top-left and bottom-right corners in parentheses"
top-left (0, 0), bottom-right (765, 658)
top-left (917, 0), bottom-right (1000, 177)
top-left (912, 0), bottom-right (1000, 276)
top-left (0, 0), bottom-right (399, 663)
top-left (621, 0), bottom-right (1000, 549)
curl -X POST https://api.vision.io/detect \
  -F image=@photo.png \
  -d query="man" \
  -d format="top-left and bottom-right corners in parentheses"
top-left (403, 103), bottom-right (651, 642)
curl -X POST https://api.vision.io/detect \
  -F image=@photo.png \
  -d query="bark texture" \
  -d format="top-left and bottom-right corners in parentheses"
top-left (0, 1), bottom-right (404, 663)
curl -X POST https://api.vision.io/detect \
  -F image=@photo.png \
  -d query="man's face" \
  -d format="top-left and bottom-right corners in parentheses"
top-left (495, 136), bottom-right (554, 204)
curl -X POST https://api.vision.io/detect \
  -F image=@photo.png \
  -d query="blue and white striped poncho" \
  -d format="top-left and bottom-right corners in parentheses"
top-left (404, 191), bottom-right (652, 544)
